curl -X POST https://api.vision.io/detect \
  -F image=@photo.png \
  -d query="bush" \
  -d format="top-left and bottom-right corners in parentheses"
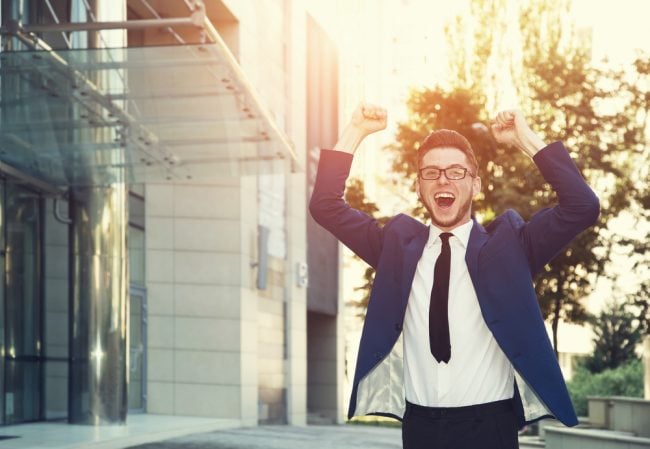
top-left (583, 302), bottom-right (642, 373)
top-left (567, 359), bottom-right (644, 416)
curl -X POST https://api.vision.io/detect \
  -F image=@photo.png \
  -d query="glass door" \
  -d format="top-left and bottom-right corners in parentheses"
top-left (128, 286), bottom-right (147, 412)
top-left (0, 181), bottom-right (4, 424)
top-left (3, 182), bottom-right (43, 424)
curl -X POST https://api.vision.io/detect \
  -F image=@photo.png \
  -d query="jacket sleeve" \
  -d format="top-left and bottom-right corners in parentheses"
top-left (308, 149), bottom-right (384, 269)
top-left (518, 141), bottom-right (600, 275)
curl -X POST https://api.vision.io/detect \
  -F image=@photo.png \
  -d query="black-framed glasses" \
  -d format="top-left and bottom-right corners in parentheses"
top-left (419, 166), bottom-right (472, 180)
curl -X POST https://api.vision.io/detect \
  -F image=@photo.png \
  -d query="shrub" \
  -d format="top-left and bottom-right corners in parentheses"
top-left (567, 359), bottom-right (644, 416)
top-left (583, 301), bottom-right (642, 373)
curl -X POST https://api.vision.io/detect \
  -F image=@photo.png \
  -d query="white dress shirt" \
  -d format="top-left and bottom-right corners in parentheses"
top-left (403, 219), bottom-right (514, 407)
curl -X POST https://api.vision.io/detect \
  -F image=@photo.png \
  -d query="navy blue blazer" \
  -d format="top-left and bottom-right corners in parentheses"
top-left (309, 142), bottom-right (599, 428)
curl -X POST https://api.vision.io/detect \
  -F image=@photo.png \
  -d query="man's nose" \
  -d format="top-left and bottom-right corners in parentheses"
top-left (437, 173), bottom-right (451, 184)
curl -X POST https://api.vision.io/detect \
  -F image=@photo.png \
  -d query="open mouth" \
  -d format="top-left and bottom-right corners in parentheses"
top-left (434, 192), bottom-right (455, 208)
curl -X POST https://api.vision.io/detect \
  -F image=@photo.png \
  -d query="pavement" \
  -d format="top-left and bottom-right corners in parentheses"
top-left (126, 425), bottom-right (403, 449)
top-left (0, 417), bottom-right (544, 448)
top-left (0, 415), bottom-right (241, 449)
top-left (125, 425), bottom-right (544, 449)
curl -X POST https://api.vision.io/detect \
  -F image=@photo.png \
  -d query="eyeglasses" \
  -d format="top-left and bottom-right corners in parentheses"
top-left (419, 166), bottom-right (473, 180)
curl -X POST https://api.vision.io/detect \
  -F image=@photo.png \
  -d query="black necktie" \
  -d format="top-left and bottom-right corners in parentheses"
top-left (429, 232), bottom-right (453, 363)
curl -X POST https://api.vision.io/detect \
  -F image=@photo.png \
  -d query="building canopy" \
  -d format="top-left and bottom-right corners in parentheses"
top-left (0, 43), bottom-right (298, 186)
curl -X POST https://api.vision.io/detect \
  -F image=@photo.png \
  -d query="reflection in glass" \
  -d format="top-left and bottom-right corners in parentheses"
top-left (128, 289), bottom-right (146, 411)
top-left (3, 182), bottom-right (42, 424)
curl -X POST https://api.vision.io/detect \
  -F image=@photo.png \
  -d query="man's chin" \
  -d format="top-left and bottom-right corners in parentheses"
top-left (429, 210), bottom-right (467, 230)
top-left (432, 218), bottom-right (461, 229)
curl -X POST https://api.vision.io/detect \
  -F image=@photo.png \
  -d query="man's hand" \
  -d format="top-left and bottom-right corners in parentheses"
top-left (491, 109), bottom-right (546, 158)
top-left (350, 103), bottom-right (388, 136)
top-left (333, 103), bottom-right (387, 154)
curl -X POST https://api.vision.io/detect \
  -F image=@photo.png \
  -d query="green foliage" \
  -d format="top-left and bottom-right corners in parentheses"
top-left (583, 302), bottom-right (642, 373)
top-left (567, 360), bottom-right (643, 416)
top-left (344, 1), bottom-right (650, 346)
top-left (385, 0), bottom-right (650, 354)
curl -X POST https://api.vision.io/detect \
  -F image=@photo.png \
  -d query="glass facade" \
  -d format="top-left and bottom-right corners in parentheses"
top-left (128, 286), bottom-right (145, 412)
top-left (1, 181), bottom-right (43, 424)
top-left (1, 0), bottom-right (300, 428)
top-left (128, 191), bottom-right (146, 412)
top-left (0, 184), bottom-right (147, 425)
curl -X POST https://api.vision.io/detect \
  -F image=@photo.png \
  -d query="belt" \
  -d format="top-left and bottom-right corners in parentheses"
top-left (405, 398), bottom-right (513, 420)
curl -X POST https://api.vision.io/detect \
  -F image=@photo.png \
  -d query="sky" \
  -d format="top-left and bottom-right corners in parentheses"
top-left (571, 0), bottom-right (650, 64)
top-left (306, 0), bottom-right (650, 120)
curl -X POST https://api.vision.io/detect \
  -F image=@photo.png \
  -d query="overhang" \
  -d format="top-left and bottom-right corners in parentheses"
top-left (0, 41), bottom-right (298, 187)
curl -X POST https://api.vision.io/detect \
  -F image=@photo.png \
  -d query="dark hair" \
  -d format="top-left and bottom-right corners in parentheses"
top-left (417, 129), bottom-right (478, 175)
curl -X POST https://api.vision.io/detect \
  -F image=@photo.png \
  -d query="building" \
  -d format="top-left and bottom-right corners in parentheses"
top-left (0, 0), bottom-right (344, 428)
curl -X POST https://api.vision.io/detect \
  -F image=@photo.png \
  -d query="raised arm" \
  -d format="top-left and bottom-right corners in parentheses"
top-left (491, 109), bottom-right (600, 274)
top-left (309, 103), bottom-right (389, 268)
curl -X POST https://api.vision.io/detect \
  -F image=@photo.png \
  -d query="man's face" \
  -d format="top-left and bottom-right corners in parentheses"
top-left (415, 147), bottom-right (481, 231)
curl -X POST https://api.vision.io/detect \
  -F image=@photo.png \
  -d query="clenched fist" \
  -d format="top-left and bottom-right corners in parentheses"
top-left (491, 110), bottom-right (546, 157)
top-left (350, 102), bottom-right (388, 136)
top-left (333, 102), bottom-right (388, 154)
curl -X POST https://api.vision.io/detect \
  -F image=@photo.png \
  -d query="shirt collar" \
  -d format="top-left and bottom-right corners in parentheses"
top-left (426, 219), bottom-right (474, 249)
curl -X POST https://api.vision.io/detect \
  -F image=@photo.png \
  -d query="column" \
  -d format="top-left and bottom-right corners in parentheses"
top-left (69, 185), bottom-right (128, 424)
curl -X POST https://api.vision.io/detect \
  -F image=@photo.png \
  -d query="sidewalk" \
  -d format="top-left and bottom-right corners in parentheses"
top-left (0, 419), bottom-right (543, 449)
top-left (126, 425), bottom-right (544, 449)
top-left (0, 415), bottom-right (240, 449)
top-left (127, 425), bottom-right (403, 449)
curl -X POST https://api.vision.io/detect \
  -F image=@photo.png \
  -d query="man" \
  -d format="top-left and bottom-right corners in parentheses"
top-left (309, 103), bottom-right (600, 449)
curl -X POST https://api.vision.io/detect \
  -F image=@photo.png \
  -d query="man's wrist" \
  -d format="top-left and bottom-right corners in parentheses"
top-left (519, 130), bottom-right (546, 158)
top-left (332, 125), bottom-right (367, 154)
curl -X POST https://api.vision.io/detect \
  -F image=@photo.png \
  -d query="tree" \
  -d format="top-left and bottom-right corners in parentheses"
top-left (385, 0), bottom-right (649, 354)
top-left (583, 301), bottom-right (642, 373)
top-left (343, 0), bottom-right (650, 355)
top-left (344, 178), bottom-right (387, 317)
top-left (629, 279), bottom-right (650, 336)
top-left (620, 56), bottom-right (650, 336)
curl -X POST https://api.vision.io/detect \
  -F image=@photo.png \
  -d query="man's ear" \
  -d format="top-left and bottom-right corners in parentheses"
top-left (472, 176), bottom-right (482, 198)
top-left (415, 178), bottom-right (421, 200)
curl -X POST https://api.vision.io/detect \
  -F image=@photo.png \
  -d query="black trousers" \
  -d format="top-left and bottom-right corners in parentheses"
top-left (402, 399), bottom-right (520, 449)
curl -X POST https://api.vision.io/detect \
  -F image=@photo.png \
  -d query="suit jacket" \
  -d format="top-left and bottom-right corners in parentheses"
top-left (309, 142), bottom-right (600, 428)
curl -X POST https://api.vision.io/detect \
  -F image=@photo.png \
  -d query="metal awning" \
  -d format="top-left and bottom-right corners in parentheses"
top-left (0, 40), bottom-right (298, 186)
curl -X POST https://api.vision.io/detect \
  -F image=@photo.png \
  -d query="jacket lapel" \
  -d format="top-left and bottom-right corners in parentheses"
top-left (401, 225), bottom-right (429, 307)
top-left (466, 219), bottom-right (488, 287)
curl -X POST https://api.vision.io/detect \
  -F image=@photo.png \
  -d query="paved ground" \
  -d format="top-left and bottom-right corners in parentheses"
top-left (126, 425), bottom-right (402, 449)
top-left (126, 425), bottom-right (544, 449)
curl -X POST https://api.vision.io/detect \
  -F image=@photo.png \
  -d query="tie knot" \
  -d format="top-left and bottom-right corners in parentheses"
top-left (439, 232), bottom-right (453, 244)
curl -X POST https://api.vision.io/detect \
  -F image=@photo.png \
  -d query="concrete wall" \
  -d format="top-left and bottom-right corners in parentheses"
top-left (588, 396), bottom-right (650, 438)
top-left (303, 13), bottom-right (345, 424)
top-left (284, 0), bottom-right (309, 426)
top-left (545, 427), bottom-right (650, 449)
top-left (145, 180), bottom-right (259, 424)
top-left (224, 0), bottom-right (309, 426)
top-left (142, 0), bottom-right (309, 425)
top-left (257, 256), bottom-right (286, 423)
top-left (307, 312), bottom-right (345, 423)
